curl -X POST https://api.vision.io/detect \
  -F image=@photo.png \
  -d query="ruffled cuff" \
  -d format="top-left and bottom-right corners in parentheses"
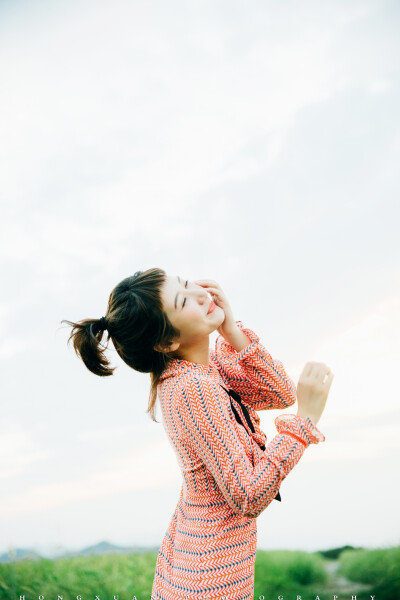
top-left (275, 414), bottom-right (325, 446)
top-left (215, 320), bottom-right (261, 363)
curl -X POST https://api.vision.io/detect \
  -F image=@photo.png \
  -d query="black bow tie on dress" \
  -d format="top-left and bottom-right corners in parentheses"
top-left (220, 385), bottom-right (281, 503)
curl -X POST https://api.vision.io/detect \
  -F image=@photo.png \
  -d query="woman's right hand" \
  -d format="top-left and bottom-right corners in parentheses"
top-left (296, 362), bottom-right (334, 425)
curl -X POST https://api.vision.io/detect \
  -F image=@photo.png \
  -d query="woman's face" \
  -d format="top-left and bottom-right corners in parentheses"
top-left (160, 273), bottom-right (225, 348)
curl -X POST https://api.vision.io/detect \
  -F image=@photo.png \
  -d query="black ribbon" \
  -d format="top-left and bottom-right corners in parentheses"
top-left (220, 384), bottom-right (281, 502)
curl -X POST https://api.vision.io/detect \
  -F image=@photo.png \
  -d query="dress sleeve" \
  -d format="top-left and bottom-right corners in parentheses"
top-left (211, 320), bottom-right (297, 411)
top-left (174, 373), bottom-right (325, 519)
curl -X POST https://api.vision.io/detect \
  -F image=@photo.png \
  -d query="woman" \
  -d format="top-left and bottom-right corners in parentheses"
top-left (63, 267), bottom-right (333, 600)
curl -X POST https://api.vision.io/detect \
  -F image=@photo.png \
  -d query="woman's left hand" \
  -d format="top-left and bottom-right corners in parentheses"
top-left (193, 279), bottom-right (238, 338)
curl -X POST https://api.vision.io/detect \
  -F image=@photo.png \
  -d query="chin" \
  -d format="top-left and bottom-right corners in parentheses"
top-left (216, 312), bottom-right (225, 327)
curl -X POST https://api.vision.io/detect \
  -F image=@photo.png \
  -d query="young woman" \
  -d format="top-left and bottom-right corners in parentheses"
top-left (63, 267), bottom-right (333, 600)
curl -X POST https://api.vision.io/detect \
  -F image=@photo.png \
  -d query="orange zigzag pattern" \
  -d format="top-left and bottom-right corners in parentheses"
top-left (151, 321), bottom-right (325, 600)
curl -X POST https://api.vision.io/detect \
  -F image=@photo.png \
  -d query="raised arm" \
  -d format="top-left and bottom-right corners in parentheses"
top-left (212, 320), bottom-right (297, 411)
top-left (174, 373), bottom-right (324, 519)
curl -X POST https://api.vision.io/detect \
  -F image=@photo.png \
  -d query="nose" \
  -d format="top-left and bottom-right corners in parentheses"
top-left (193, 283), bottom-right (208, 303)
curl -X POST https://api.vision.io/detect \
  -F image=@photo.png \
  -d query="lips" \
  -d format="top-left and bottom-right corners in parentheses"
top-left (207, 300), bottom-right (216, 314)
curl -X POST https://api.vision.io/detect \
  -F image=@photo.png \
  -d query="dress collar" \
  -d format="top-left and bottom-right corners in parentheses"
top-left (159, 353), bottom-right (218, 382)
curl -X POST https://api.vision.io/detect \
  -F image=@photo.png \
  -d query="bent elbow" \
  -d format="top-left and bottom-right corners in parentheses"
top-left (239, 494), bottom-right (275, 519)
top-left (284, 391), bottom-right (297, 407)
top-left (281, 376), bottom-right (297, 407)
top-left (274, 389), bottom-right (296, 409)
top-left (243, 501), bottom-right (273, 519)
top-left (243, 507), bottom-right (261, 519)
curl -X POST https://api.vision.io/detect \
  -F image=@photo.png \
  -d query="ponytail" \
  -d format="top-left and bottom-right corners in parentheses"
top-left (62, 267), bottom-right (180, 423)
top-left (62, 317), bottom-right (115, 377)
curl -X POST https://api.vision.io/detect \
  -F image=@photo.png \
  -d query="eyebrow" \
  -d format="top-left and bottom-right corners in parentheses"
top-left (174, 275), bottom-right (181, 310)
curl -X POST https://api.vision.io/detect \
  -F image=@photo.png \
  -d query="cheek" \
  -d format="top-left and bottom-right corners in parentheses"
top-left (189, 307), bottom-right (203, 321)
top-left (184, 306), bottom-right (204, 327)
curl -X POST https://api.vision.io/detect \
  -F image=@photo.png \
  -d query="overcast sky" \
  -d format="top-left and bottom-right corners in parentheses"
top-left (1, 0), bottom-right (399, 559)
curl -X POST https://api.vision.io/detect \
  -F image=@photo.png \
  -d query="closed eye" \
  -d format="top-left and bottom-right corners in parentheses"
top-left (182, 280), bottom-right (188, 308)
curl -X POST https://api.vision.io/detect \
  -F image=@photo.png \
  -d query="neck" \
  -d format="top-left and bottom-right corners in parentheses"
top-left (176, 335), bottom-right (210, 366)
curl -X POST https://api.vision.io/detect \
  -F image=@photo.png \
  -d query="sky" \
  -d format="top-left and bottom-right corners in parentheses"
top-left (0, 0), bottom-right (399, 559)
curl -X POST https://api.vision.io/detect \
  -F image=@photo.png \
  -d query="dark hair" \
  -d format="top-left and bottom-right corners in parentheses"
top-left (61, 267), bottom-right (180, 422)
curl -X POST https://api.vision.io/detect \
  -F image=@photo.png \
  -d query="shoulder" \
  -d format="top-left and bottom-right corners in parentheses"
top-left (173, 369), bottom-right (229, 414)
top-left (176, 369), bottom-right (219, 397)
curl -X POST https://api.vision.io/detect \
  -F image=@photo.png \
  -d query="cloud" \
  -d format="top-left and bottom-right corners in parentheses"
top-left (0, 439), bottom-right (180, 516)
top-left (0, 420), bottom-right (51, 479)
top-left (318, 294), bottom-right (400, 360)
top-left (367, 79), bottom-right (392, 95)
top-left (0, 0), bottom-right (398, 553)
top-left (281, 293), bottom-right (400, 415)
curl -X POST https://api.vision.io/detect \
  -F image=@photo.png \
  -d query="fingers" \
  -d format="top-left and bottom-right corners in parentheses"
top-left (313, 363), bottom-right (325, 380)
top-left (324, 371), bottom-right (334, 390)
top-left (203, 286), bottom-right (222, 296)
top-left (304, 363), bottom-right (313, 377)
top-left (319, 366), bottom-right (331, 383)
top-left (317, 364), bottom-right (333, 385)
top-left (194, 280), bottom-right (224, 300)
top-left (301, 362), bottom-right (315, 378)
top-left (203, 286), bottom-right (224, 303)
top-left (302, 361), bottom-right (334, 384)
top-left (194, 279), bottom-right (221, 289)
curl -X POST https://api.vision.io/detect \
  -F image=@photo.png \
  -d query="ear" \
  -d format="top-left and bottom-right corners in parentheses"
top-left (154, 340), bottom-right (180, 353)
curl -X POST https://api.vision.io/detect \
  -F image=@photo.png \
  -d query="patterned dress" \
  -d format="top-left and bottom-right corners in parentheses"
top-left (151, 321), bottom-right (325, 600)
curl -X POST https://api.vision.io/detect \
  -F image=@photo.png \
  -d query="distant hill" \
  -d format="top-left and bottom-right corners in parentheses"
top-left (1, 542), bottom-right (365, 563)
top-left (77, 540), bottom-right (159, 557)
top-left (0, 541), bottom-right (160, 563)
top-left (0, 548), bottom-right (42, 563)
top-left (316, 545), bottom-right (364, 559)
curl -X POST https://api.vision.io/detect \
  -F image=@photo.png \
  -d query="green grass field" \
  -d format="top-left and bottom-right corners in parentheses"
top-left (0, 545), bottom-right (398, 599)
top-left (338, 545), bottom-right (400, 600)
top-left (254, 549), bottom-right (327, 598)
